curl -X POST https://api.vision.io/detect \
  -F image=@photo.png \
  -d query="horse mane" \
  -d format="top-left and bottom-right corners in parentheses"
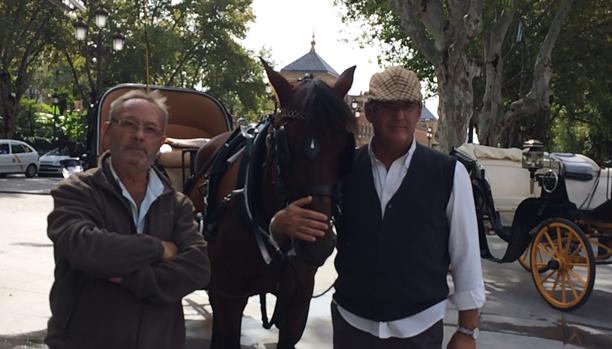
top-left (290, 78), bottom-right (357, 140)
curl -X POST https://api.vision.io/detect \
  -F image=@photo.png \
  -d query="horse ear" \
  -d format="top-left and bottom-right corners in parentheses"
top-left (332, 65), bottom-right (356, 98)
top-left (260, 57), bottom-right (293, 108)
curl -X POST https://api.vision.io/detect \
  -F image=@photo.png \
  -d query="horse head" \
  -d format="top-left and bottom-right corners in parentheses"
top-left (262, 58), bottom-right (357, 267)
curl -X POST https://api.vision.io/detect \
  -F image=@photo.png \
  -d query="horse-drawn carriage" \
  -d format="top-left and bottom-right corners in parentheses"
top-left (451, 142), bottom-right (612, 311)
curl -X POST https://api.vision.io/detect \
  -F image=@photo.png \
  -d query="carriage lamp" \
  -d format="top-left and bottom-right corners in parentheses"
top-left (522, 139), bottom-right (545, 193)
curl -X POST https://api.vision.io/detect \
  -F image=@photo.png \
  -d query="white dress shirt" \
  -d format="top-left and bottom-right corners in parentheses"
top-left (335, 139), bottom-right (486, 338)
top-left (109, 160), bottom-right (164, 234)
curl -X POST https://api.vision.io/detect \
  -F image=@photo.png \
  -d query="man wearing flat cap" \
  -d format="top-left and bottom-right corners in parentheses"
top-left (272, 66), bottom-right (485, 348)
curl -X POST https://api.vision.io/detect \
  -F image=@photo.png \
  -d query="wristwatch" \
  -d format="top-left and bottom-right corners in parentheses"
top-left (456, 325), bottom-right (479, 340)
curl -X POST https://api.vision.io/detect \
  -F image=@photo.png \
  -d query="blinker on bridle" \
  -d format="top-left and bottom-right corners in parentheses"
top-left (304, 138), bottom-right (319, 159)
top-left (270, 109), bottom-right (320, 163)
top-left (268, 109), bottom-right (340, 205)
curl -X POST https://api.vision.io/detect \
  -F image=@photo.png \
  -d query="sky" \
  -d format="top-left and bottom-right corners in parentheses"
top-left (241, 0), bottom-right (379, 96)
top-left (241, 0), bottom-right (439, 115)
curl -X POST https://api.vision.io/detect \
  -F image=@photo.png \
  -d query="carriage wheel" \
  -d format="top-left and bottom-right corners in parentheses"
top-left (518, 242), bottom-right (532, 272)
top-left (530, 218), bottom-right (595, 311)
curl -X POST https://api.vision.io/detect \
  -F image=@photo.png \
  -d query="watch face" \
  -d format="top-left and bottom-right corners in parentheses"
top-left (472, 328), bottom-right (480, 340)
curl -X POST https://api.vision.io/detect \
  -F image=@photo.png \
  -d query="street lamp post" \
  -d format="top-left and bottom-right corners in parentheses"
top-left (72, 8), bottom-right (125, 168)
top-left (52, 94), bottom-right (59, 149)
top-left (73, 8), bottom-right (125, 109)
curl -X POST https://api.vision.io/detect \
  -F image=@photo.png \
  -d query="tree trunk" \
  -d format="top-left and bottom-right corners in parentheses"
top-left (390, 0), bottom-right (483, 152)
top-left (478, 8), bottom-right (515, 146)
top-left (0, 74), bottom-right (16, 139)
top-left (435, 58), bottom-right (479, 153)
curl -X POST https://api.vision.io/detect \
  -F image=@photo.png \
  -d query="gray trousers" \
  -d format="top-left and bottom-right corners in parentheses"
top-left (331, 303), bottom-right (444, 349)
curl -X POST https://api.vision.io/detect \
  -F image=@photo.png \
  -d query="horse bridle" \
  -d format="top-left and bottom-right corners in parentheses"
top-left (267, 110), bottom-right (352, 212)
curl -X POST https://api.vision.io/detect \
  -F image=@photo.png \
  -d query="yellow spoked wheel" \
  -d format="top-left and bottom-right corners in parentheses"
top-left (518, 242), bottom-right (532, 271)
top-left (530, 218), bottom-right (595, 311)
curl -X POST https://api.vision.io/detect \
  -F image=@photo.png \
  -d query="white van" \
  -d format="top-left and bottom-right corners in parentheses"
top-left (0, 139), bottom-right (39, 178)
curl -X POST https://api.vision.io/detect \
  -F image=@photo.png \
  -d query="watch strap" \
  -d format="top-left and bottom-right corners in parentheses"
top-left (457, 325), bottom-right (479, 339)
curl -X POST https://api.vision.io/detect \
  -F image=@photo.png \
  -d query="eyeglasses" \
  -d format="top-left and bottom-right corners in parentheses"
top-left (368, 101), bottom-right (421, 113)
top-left (110, 118), bottom-right (163, 137)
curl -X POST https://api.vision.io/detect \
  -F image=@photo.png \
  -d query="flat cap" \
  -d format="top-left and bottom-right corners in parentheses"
top-left (366, 66), bottom-right (422, 103)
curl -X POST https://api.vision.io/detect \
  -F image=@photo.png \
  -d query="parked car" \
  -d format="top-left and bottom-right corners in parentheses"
top-left (39, 148), bottom-right (78, 177)
top-left (0, 139), bottom-right (39, 178)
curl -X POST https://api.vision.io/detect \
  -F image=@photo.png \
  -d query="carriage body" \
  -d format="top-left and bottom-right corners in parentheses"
top-left (452, 143), bottom-right (612, 311)
top-left (95, 84), bottom-right (233, 192)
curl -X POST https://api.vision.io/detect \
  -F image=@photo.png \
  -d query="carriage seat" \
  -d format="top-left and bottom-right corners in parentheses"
top-left (165, 137), bottom-right (209, 149)
top-left (457, 143), bottom-right (523, 162)
top-left (157, 137), bottom-right (209, 190)
top-left (551, 153), bottom-right (597, 181)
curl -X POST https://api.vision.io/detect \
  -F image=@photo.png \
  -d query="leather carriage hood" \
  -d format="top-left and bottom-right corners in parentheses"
top-left (551, 153), bottom-right (598, 181)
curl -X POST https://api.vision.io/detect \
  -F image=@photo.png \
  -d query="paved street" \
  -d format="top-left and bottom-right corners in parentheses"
top-left (0, 175), bottom-right (61, 195)
top-left (1, 177), bottom-right (611, 348)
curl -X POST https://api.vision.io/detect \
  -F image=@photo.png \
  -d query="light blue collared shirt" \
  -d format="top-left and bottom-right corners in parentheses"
top-left (109, 160), bottom-right (164, 234)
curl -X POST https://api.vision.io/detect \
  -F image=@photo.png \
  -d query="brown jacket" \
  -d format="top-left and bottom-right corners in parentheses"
top-left (45, 152), bottom-right (210, 349)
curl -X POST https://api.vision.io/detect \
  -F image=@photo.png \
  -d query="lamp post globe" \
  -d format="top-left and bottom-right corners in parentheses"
top-left (112, 33), bottom-right (125, 51)
top-left (94, 9), bottom-right (108, 28)
top-left (73, 20), bottom-right (88, 41)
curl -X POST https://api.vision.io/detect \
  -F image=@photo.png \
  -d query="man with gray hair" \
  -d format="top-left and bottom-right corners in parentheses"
top-left (272, 66), bottom-right (485, 348)
top-left (46, 89), bottom-right (210, 349)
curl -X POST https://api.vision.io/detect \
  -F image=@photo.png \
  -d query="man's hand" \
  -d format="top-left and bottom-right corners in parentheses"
top-left (161, 241), bottom-right (178, 261)
top-left (447, 331), bottom-right (476, 349)
top-left (271, 196), bottom-right (328, 242)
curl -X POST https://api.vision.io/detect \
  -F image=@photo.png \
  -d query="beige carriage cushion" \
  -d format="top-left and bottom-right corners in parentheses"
top-left (156, 138), bottom-right (209, 191)
top-left (165, 137), bottom-right (209, 149)
top-left (457, 143), bottom-right (522, 162)
top-left (158, 138), bottom-right (208, 167)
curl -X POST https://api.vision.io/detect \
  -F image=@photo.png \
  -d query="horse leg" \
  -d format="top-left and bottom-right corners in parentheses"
top-left (209, 289), bottom-right (248, 349)
top-left (276, 262), bottom-right (317, 349)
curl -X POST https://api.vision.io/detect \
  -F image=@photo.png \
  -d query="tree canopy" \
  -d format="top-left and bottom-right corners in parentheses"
top-left (1, 0), bottom-right (271, 143)
top-left (0, 0), bottom-right (65, 138)
top-left (337, 0), bottom-right (610, 162)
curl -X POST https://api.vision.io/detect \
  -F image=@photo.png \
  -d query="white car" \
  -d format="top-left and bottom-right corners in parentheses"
top-left (39, 148), bottom-right (74, 177)
top-left (0, 139), bottom-right (39, 178)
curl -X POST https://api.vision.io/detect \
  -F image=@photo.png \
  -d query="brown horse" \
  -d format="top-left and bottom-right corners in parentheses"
top-left (188, 60), bottom-right (356, 349)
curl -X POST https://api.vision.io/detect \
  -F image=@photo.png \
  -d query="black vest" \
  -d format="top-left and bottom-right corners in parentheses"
top-left (334, 143), bottom-right (456, 321)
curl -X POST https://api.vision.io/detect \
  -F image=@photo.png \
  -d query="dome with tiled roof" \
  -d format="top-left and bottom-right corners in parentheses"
top-left (281, 34), bottom-right (338, 76)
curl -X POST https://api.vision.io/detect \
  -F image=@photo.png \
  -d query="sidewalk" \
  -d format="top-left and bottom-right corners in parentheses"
top-left (0, 290), bottom-right (586, 349)
top-left (1, 192), bottom-right (608, 348)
